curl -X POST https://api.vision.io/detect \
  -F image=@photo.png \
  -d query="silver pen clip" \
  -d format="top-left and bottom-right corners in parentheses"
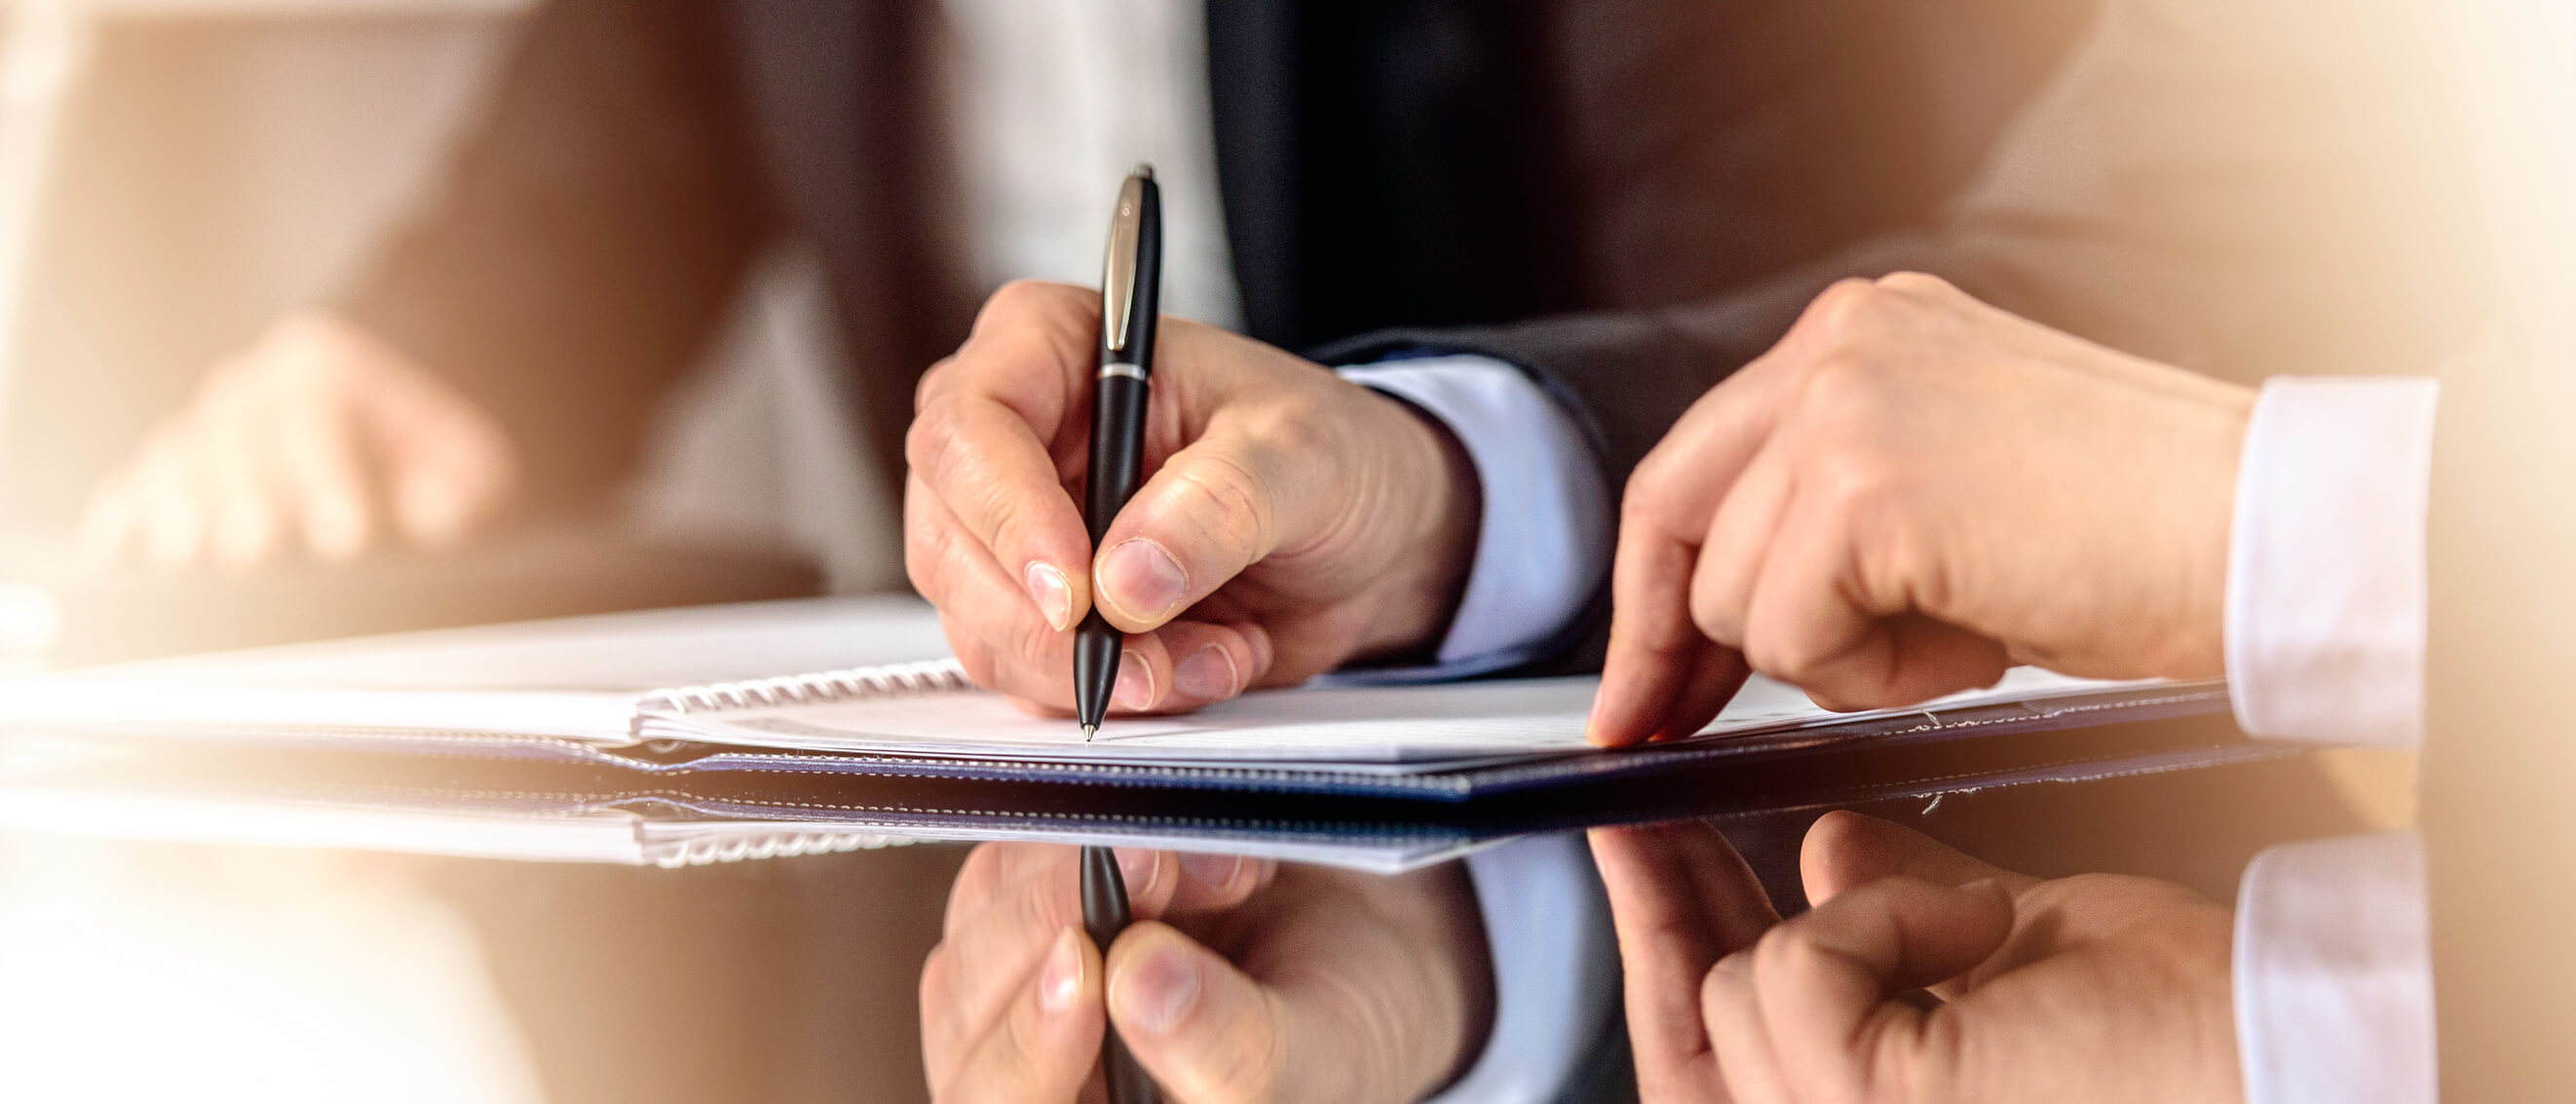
top-left (1100, 165), bottom-right (1152, 354)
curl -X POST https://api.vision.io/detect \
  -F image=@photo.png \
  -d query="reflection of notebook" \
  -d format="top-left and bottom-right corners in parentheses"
top-left (0, 594), bottom-right (2188, 774)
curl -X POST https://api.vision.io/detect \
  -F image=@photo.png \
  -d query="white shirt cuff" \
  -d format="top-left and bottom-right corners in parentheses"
top-left (1337, 357), bottom-right (1610, 675)
top-left (2235, 831), bottom-right (2436, 1104)
top-left (1428, 834), bottom-right (1619, 1104)
top-left (2224, 377), bottom-right (2439, 745)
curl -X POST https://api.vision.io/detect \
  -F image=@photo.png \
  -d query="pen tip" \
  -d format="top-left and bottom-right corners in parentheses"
top-left (1133, 163), bottom-right (1154, 180)
top-left (1082, 723), bottom-right (1097, 742)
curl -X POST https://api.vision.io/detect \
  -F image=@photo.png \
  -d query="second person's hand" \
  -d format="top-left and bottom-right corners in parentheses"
top-left (905, 281), bottom-right (1480, 715)
top-left (1590, 274), bottom-right (2254, 744)
top-left (79, 312), bottom-right (522, 569)
top-left (1592, 813), bottom-right (2240, 1104)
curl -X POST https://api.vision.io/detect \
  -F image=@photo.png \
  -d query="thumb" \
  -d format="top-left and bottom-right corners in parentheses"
top-left (1107, 922), bottom-right (1304, 1101)
top-left (1090, 427), bottom-right (1307, 632)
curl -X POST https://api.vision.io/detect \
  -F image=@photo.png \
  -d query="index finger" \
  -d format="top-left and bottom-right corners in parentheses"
top-left (907, 281), bottom-right (1103, 632)
top-left (1589, 381), bottom-right (1786, 746)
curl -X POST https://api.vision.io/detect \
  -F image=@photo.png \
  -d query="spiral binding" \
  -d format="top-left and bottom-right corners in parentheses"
top-left (655, 830), bottom-right (911, 868)
top-left (637, 657), bottom-right (971, 715)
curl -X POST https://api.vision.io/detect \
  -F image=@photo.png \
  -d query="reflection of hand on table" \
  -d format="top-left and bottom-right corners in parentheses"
top-left (904, 281), bottom-right (1478, 718)
top-left (1593, 812), bottom-right (2238, 1104)
top-left (1591, 273), bottom-right (2254, 744)
top-left (81, 312), bottom-right (522, 569)
top-left (920, 843), bottom-right (1492, 1103)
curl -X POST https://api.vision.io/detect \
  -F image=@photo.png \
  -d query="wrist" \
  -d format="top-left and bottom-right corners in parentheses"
top-left (1358, 391), bottom-right (1483, 662)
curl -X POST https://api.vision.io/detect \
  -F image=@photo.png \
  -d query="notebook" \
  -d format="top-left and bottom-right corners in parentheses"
top-left (0, 596), bottom-right (2248, 870)
top-left (0, 594), bottom-right (2180, 775)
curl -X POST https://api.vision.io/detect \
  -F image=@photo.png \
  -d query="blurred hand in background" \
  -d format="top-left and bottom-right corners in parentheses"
top-left (79, 312), bottom-right (522, 570)
top-left (1593, 812), bottom-right (2238, 1104)
top-left (906, 281), bottom-right (1479, 716)
top-left (920, 843), bottom-right (1492, 1103)
top-left (1592, 273), bottom-right (2255, 744)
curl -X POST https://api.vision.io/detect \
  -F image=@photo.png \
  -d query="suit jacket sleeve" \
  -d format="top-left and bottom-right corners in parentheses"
top-left (1318, 0), bottom-right (2481, 676)
top-left (331, 0), bottom-right (775, 512)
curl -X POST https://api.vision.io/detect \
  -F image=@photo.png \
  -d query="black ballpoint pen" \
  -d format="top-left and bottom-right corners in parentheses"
top-left (1077, 165), bottom-right (1160, 740)
top-left (1078, 166), bottom-right (1160, 1104)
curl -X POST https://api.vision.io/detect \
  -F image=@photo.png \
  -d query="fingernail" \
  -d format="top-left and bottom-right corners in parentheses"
top-left (1113, 649), bottom-right (1154, 709)
top-left (1039, 928), bottom-right (1083, 1014)
top-left (1115, 943), bottom-right (1201, 1036)
top-left (1100, 539), bottom-right (1187, 623)
top-left (1117, 850), bottom-right (1159, 899)
top-left (1172, 645), bottom-right (1238, 701)
top-left (1179, 852), bottom-right (1243, 892)
top-left (1024, 562), bottom-right (1074, 630)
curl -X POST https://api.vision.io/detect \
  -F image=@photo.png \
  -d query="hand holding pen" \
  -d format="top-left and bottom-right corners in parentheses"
top-left (919, 843), bottom-right (1494, 1103)
top-left (900, 284), bottom-right (1480, 719)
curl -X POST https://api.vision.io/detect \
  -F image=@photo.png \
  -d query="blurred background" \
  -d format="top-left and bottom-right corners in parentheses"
top-left (0, 7), bottom-right (931, 1102)
top-left (0, 0), bottom-right (896, 673)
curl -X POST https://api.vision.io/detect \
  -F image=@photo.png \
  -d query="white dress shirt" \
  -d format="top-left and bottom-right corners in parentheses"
top-left (2225, 376), bottom-right (2442, 1104)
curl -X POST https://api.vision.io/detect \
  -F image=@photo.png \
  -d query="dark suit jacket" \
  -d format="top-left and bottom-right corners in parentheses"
top-left (333, 0), bottom-right (2481, 666)
top-left (334, 0), bottom-right (2094, 502)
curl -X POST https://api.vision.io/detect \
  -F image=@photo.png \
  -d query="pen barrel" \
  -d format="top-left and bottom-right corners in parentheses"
top-left (1083, 374), bottom-right (1152, 545)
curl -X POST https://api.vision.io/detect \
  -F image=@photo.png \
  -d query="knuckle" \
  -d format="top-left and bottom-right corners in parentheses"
top-left (1751, 922), bottom-right (1822, 983)
top-left (1875, 270), bottom-right (1955, 298)
top-left (905, 514), bottom-right (959, 592)
top-left (1753, 642), bottom-right (1821, 690)
top-left (1798, 353), bottom-right (1884, 411)
top-left (980, 279), bottom-right (1082, 328)
top-left (914, 357), bottom-right (954, 412)
top-left (1689, 588), bottom-right (1739, 648)
top-left (965, 476), bottom-right (1040, 552)
top-left (1168, 454), bottom-right (1271, 559)
top-left (1811, 448), bottom-right (1896, 530)
top-left (904, 409), bottom-right (957, 477)
top-left (1803, 277), bottom-right (1886, 336)
top-left (1621, 449), bottom-right (1694, 532)
top-left (917, 949), bottom-right (955, 1032)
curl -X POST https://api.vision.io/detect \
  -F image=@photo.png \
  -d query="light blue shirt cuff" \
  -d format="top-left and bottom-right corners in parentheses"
top-left (1334, 356), bottom-right (1610, 681)
top-left (1427, 834), bottom-right (1619, 1104)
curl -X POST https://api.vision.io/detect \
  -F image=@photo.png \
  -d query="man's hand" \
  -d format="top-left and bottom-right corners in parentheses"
top-left (79, 313), bottom-right (521, 569)
top-left (1591, 812), bottom-right (2240, 1104)
top-left (919, 843), bottom-right (1493, 1103)
top-left (1591, 273), bottom-right (2254, 743)
top-left (906, 281), bottom-right (1478, 715)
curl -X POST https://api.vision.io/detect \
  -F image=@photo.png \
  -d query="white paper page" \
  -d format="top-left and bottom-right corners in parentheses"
top-left (0, 595), bottom-right (952, 742)
top-left (659, 666), bottom-right (2158, 764)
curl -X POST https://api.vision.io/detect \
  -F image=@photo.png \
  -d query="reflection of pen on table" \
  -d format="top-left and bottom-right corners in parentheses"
top-left (1077, 165), bottom-right (1163, 1104)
